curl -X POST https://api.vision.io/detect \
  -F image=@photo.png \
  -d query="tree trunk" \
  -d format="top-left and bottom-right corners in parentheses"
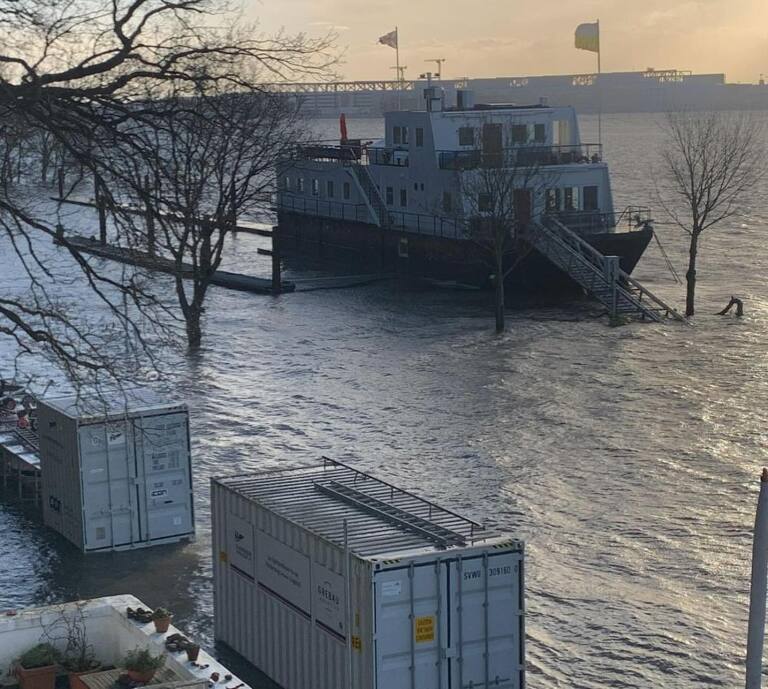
top-left (185, 307), bottom-right (202, 349)
top-left (685, 231), bottom-right (699, 317)
top-left (494, 256), bottom-right (505, 334)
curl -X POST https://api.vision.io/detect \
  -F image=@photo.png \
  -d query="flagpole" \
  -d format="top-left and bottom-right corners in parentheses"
top-left (597, 19), bottom-right (602, 149)
top-left (395, 26), bottom-right (401, 110)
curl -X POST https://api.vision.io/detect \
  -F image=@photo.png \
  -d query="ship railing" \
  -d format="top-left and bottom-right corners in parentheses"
top-left (276, 193), bottom-right (372, 223)
top-left (437, 143), bottom-right (603, 170)
top-left (287, 144), bottom-right (409, 168)
top-left (276, 193), bottom-right (467, 239)
top-left (547, 206), bottom-right (652, 234)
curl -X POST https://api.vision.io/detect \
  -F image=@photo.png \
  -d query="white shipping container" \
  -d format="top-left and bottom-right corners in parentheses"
top-left (38, 388), bottom-right (195, 552)
top-left (213, 459), bottom-right (524, 689)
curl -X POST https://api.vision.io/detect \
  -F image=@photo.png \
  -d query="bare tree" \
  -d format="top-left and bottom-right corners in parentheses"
top-left (658, 112), bottom-right (764, 317)
top-left (453, 123), bottom-right (557, 333)
top-left (121, 90), bottom-right (306, 348)
top-left (0, 0), bottom-right (334, 388)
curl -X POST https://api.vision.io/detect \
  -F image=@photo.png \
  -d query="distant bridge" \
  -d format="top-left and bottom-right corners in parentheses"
top-left (263, 80), bottom-right (419, 94)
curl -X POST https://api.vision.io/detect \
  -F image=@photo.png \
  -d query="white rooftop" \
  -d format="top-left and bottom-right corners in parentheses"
top-left (0, 595), bottom-right (248, 689)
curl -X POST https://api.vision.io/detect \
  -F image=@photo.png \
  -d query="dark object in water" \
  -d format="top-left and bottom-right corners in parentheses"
top-left (717, 296), bottom-right (744, 316)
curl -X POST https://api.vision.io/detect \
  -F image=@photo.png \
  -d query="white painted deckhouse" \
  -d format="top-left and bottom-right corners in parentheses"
top-left (276, 84), bottom-right (684, 322)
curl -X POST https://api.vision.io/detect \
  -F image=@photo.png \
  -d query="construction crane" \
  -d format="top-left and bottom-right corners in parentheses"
top-left (425, 59), bottom-right (446, 79)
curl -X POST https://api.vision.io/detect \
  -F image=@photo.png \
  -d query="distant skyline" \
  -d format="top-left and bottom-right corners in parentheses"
top-left (251, 0), bottom-right (768, 83)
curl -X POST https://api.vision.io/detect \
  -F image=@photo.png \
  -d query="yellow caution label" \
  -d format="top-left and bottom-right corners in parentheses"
top-left (414, 616), bottom-right (435, 643)
top-left (351, 635), bottom-right (362, 651)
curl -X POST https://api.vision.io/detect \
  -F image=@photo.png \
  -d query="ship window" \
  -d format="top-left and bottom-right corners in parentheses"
top-left (312, 179), bottom-right (319, 196)
top-left (297, 177), bottom-right (305, 193)
top-left (327, 180), bottom-right (334, 198)
top-left (400, 188), bottom-right (407, 207)
top-left (546, 188), bottom-right (561, 211)
top-left (343, 181), bottom-right (351, 200)
top-left (511, 124), bottom-right (528, 144)
top-left (459, 126), bottom-right (475, 146)
top-left (420, 183), bottom-right (424, 191)
top-left (386, 186), bottom-right (394, 205)
top-left (283, 176), bottom-right (290, 190)
top-left (443, 191), bottom-right (452, 213)
top-left (478, 192), bottom-right (491, 212)
top-left (416, 127), bottom-right (424, 147)
top-left (393, 126), bottom-right (402, 144)
top-left (583, 186), bottom-right (598, 210)
top-left (413, 182), bottom-right (418, 192)
top-left (564, 186), bottom-right (579, 210)
top-left (534, 124), bottom-right (546, 143)
top-left (402, 127), bottom-right (409, 144)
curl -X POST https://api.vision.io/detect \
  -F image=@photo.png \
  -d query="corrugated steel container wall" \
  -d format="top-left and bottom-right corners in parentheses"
top-left (213, 470), bottom-right (524, 689)
top-left (38, 396), bottom-right (195, 553)
top-left (213, 480), bottom-right (376, 689)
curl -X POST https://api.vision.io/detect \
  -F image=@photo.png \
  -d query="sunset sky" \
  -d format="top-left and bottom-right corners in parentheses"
top-left (252, 0), bottom-right (768, 84)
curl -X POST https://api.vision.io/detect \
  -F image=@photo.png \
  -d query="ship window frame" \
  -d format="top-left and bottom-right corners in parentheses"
top-left (393, 126), bottom-right (402, 145)
top-left (327, 180), bottom-right (334, 198)
top-left (415, 127), bottom-right (424, 147)
top-left (534, 123), bottom-right (546, 143)
top-left (458, 126), bottom-right (475, 146)
top-left (511, 124), bottom-right (528, 144)
top-left (478, 192), bottom-right (491, 212)
top-left (386, 186), bottom-right (394, 205)
top-left (297, 177), bottom-right (305, 193)
top-left (343, 181), bottom-right (351, 200)
top-left (400, 188), bottom-right (407, 208)
top-left (583, 185), bottom-right (599, 211)
top-left (311, 178), bottom-right (319, 196)
top-left (443, 191), bottom-right (452, 213)
top-left (402, 126), bottom-right (409, 145)
top-left (283, 176), bottom-right (290, 190)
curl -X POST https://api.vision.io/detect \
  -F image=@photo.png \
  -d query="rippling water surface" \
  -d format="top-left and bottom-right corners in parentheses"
top-left (1, 112), bottom-right (768, 688)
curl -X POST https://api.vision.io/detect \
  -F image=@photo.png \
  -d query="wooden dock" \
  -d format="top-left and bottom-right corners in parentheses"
top-left (57, 234), bottom-right (295, 294)
top-left (51, 196), bottom-right (274, 237)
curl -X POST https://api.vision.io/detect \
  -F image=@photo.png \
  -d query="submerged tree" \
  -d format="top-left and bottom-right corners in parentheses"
top-left (453, 122), bottom-right (557, 333)
top-left (658, 112), bottom-right (764, 317)
top-left (123, 91), bottom-right (306, 348)
top-left (0, 0), bottom-right (334, 387)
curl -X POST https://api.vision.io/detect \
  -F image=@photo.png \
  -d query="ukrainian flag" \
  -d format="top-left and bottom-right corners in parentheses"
top-left (575, 22), bottom-right (600, 53)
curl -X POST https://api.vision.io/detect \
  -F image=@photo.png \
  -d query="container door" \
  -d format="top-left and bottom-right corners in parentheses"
top-left (446, 551), bottom-right (524, 689)
top-left (374, 562), bottom-right (448, 689)
top-left (79, 422), bottom-right (139, 549)
top-left (135, 412), bottom-right (193, 541)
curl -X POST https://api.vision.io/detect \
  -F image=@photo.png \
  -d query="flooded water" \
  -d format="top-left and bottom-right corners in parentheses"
top-left (2, 112), bottom-right (768, 688)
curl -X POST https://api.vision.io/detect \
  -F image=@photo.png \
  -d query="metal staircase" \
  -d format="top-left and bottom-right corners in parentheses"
top-left (348, 164), bottom-right (389, 228)
top-left (528, 215), bottom-right (686, 323)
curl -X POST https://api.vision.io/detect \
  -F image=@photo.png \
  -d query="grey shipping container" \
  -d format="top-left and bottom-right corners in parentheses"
top-left (38, 388), bottom-right (195, 552)
top-left (212, 459), bottom-right (525, 689)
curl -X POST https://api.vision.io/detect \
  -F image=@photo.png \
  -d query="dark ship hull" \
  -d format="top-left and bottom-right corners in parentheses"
top-left (276, 212), bottom-right (652, 294)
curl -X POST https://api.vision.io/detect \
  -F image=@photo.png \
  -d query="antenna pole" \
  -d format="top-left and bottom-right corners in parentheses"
top-left (395, 26), bottom-right (401, 110)
top-left (597, 18), bottom-right (602, 148)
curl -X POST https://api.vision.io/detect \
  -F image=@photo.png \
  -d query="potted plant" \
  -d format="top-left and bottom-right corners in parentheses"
top-left (44, 604), bottom-right (101, 689)
top-left (15, 644), bottom-right (61, 689)
top-left (185, 643), bottom-right (200, 663)
top-left (122, 649), bottom-right (165, 684)
top-left (151, 608), bottom-right (173, 634)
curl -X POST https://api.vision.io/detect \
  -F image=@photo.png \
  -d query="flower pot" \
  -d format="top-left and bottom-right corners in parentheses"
top-left (153, 616), bottom-right (172, 634)
top-left (185, 645), bottom-right (200, 663)
top-left (126, 669), bottom-right (156, 684)
top-left (68, 666), bottom-right (102, 689)
top-left (16, 664), bottom-right (57, 689)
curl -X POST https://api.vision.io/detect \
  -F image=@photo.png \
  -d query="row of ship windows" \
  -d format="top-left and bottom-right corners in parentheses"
top-left (284, 177), bottom-right (352, 199)
top-left (458, 123), bottom-right (547, 146)
top-left (392, 126), bottom-right (425, 147)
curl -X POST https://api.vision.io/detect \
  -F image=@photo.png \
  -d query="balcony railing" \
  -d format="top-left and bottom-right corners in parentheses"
top-left (438, 144), bottom-right (603, 170)
top-left (288, 144), bottom-right (409, 168)
top-left (545, 206), bottom-right (652, 234)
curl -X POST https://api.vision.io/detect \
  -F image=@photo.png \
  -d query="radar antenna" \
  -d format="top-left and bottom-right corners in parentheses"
top-left (424, 58), bottom-right (446, 79)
